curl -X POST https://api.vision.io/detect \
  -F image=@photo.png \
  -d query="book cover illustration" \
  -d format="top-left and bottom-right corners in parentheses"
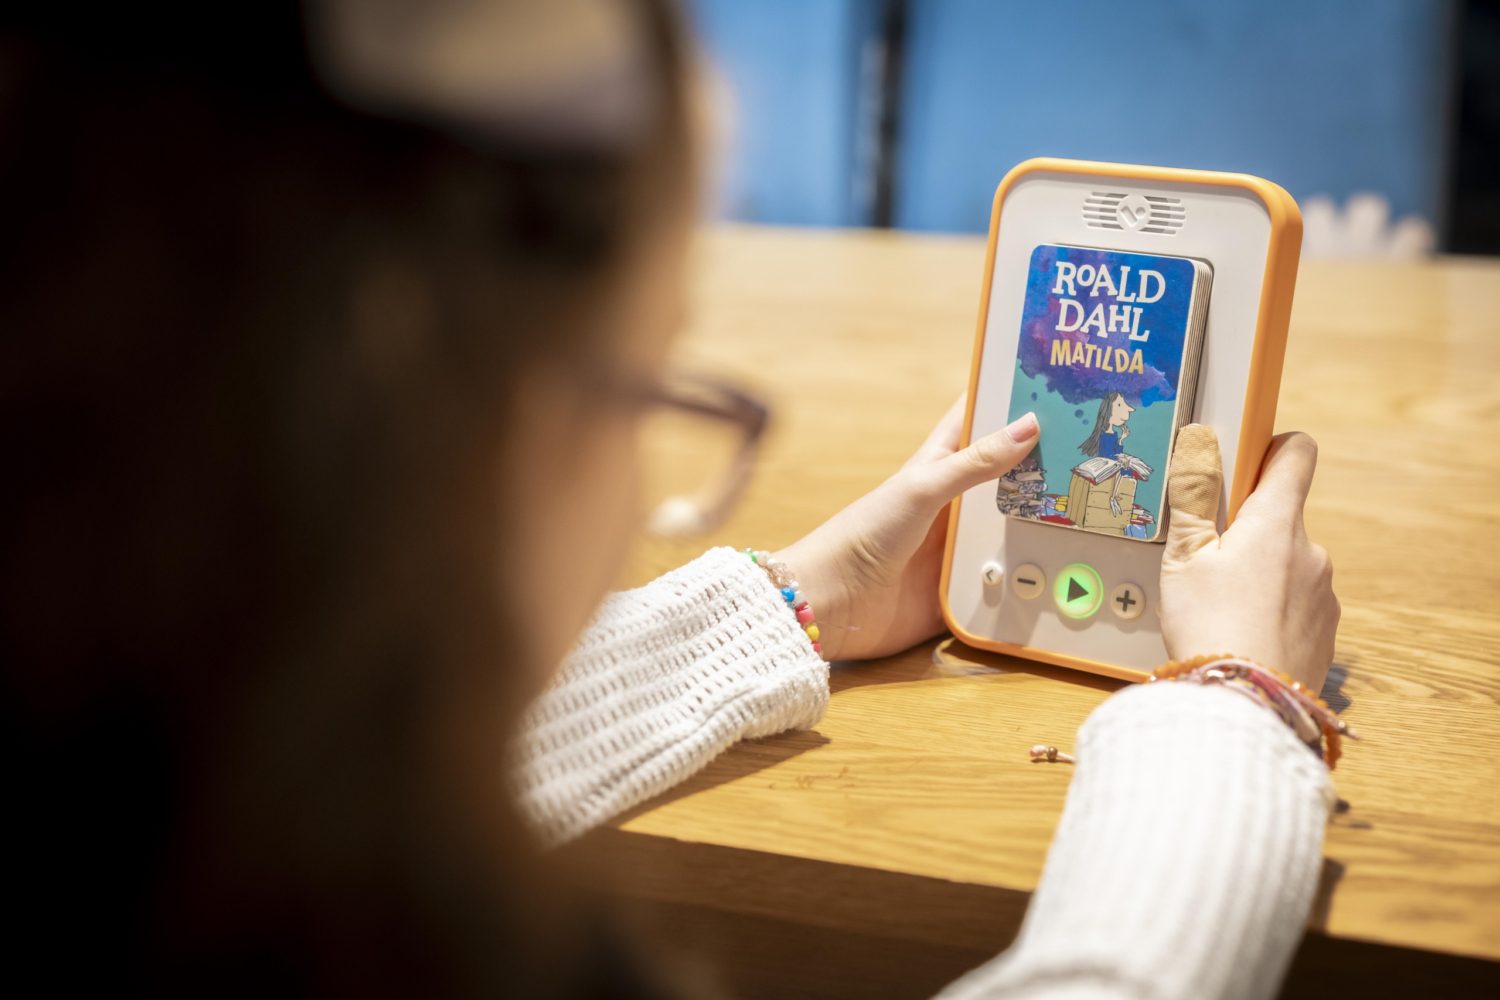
top-left (998, 244), bottom-right (1211, 541)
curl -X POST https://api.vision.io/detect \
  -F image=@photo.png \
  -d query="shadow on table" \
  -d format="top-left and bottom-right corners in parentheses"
top-left (1320, 662), bottom-right (1352, 714)
top-left (835, 642), bottom-right (1354, 705)
top-left (1307, 857), bottom-right (1347, 931)
top-left (609, 728), bottom-right (831, 825)
top-left (831, 636), bottom-right (1126, 696)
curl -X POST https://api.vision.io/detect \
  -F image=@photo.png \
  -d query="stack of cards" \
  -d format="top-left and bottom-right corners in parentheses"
top-left (998, 244), bottom-right (1212, 542)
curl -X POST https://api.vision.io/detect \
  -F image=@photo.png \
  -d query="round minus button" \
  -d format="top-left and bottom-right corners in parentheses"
top-left (1010, 563), bottom-right (1045, 600)
top-left (1053, 563), bottom-right (1103, 619)
top-left (1109, 582), bottom-right (1146, 620)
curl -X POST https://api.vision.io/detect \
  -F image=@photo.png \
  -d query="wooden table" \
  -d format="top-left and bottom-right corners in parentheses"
top-left (580, 225), bottom-right (1500, 997)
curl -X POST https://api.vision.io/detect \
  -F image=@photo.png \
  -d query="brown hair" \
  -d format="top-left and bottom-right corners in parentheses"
top-left (1079, 391), bottom-right (1126, 457)
top-left (1, 2), bottom-right (692, 994)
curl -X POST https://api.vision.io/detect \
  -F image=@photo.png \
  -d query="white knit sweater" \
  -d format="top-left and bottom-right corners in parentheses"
top-left (513, 547), bottom-right (1336, 999)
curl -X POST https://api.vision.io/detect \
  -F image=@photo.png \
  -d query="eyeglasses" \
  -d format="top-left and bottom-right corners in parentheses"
top-left (630, 372), bottom-right (769, 538)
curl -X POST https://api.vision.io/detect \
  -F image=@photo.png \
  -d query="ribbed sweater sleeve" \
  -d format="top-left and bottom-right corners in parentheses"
top-left (938, 681), bottom-right (1337, 1000)
top-left (512, 546), bottom-right (829, 847)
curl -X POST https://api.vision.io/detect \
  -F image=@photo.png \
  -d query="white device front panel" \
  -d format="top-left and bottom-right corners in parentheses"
top-left (947, 171), bottom-right (1274, 672)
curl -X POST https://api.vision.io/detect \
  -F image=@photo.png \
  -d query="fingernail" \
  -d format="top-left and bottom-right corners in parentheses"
top-left (1006, 412), bottom-right (1039, 443)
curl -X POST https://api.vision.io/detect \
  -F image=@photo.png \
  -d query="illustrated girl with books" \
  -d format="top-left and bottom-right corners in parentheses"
top-left (5, 2), bottom-right (1343, 998)
top-left (1080, 390), bottom-right (1136, 461)
top-left (1078, 390), bottom-right (1151, 518)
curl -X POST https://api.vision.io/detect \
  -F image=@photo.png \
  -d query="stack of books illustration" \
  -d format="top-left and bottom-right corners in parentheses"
top-left (1065, 455), bottom-right (1154, 536)
top-left (997, 453), bottom-right (1160, 539)
top-left (996, 455), bottom-right (1047, 518)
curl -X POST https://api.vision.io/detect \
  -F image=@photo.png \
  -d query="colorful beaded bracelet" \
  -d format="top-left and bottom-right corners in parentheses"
top-left (1150, 654), bottom-right (1359, 769)
top-left (744, 548), bottom-right (823, 658)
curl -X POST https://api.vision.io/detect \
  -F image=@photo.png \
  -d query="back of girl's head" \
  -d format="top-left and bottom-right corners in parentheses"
top-left (1, 1), bottom-right (692, 993)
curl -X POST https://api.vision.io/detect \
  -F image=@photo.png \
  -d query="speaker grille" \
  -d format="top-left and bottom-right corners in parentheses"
top-left (1083, 192), bottom-right (1186, 234)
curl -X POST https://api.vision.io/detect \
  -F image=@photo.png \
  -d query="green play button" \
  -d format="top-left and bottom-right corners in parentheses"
top-left (1054, 563), bottom-right (1103, 619)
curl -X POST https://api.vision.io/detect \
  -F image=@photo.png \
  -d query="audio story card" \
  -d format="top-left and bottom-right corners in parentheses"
top-left (997, 244), bottom-right (1211, 542)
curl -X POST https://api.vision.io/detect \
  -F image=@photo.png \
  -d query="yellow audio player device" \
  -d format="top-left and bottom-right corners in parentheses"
top-left (939, 158), bottom-right (1302, 682)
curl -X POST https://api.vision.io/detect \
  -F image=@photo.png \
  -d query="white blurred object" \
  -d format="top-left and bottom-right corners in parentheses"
top-left (1302, 192), bottom-right (1435, 260)
top-left (646, 496), bottom-right (708, 538)
top-left (696, 58), bottom-right (740, 219)
top-left (312, 0), bottom-right (653, 148)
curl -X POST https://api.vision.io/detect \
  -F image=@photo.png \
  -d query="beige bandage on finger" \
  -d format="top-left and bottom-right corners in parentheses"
top-left (1168, 424), bottom-right (1223, 523)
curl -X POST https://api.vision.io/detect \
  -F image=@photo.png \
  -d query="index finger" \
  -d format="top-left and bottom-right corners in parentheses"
top-left (1233, 431), bottom-right (1319, 532)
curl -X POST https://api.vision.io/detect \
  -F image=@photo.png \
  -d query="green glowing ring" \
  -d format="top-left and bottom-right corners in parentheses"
top-left (1053, 563), bottom-right (1104, 619)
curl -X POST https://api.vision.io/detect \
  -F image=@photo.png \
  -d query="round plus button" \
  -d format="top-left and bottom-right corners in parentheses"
top-left (1109, 582), bottom-right (1146, 620)
top-left (1053, 563), bottom-right (1103, 619)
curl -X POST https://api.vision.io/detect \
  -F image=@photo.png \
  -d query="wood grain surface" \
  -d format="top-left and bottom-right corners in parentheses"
top-left (595, 225), bottom-right (1500, 990)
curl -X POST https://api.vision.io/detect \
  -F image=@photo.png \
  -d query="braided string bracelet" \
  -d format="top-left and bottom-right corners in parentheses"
top-left (1028, 654), bottom-right (1359, 768)
top-left (743, 549), bottom-right (823, 658)
top-left (1149, 653), bottom-right (1360, 769)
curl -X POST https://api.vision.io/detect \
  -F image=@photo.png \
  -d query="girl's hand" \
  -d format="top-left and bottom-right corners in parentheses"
top-left (1160, 425), bottom-right (1339, 692)
top-left (1118, 424), bottom-right (1131, 442)
top-left (775, 397), bottom-right (1038, 661)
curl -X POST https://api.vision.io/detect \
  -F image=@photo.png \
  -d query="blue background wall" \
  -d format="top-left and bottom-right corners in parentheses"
top-left (688, 0), bottom-right (1454, 233)
top-left (689, 0), bottom-right (879, 226)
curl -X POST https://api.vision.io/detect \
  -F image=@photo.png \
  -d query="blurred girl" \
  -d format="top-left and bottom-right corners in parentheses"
top-left (2, 2), bottom-right (1340, 997)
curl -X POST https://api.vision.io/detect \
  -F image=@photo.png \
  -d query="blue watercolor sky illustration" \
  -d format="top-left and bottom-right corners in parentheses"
top-left (1017, 244), bottom-right (1197, 408)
